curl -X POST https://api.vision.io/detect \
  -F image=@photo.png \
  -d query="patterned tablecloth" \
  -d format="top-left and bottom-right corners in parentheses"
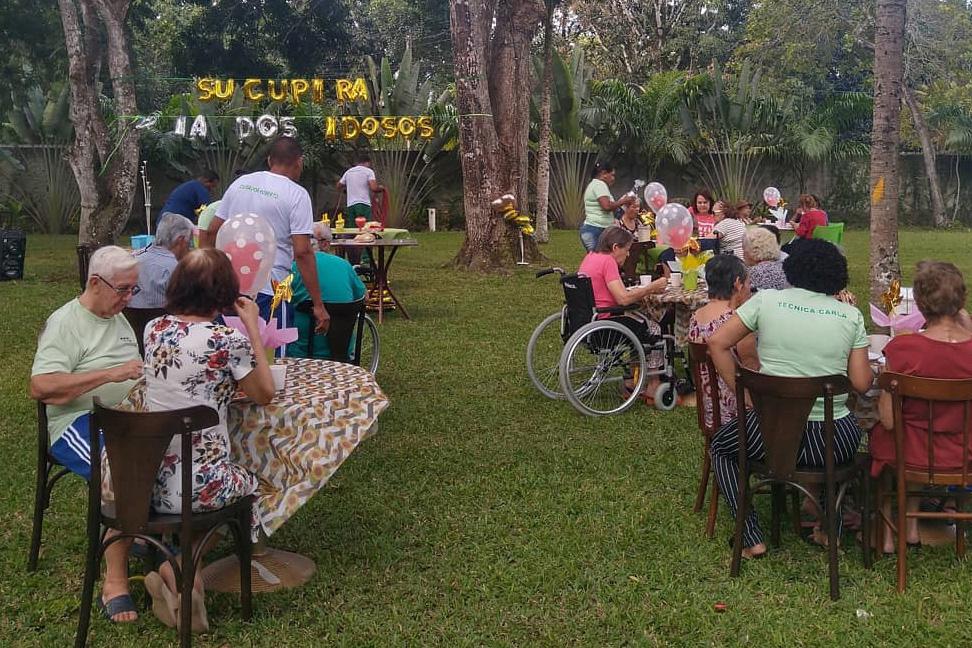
top-left (229, 357), bottom-right (389, 537)
top-left (642, 287), bottom-right (710, 346)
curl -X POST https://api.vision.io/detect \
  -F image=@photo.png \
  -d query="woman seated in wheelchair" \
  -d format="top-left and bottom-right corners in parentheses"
top-left (868, 261), bottom-right (972, 553)
top-left (578, 225), bottom-right (669, 395)
top-left (707, 239), bottom-right (873, 557)
top-left (134, 249), bottom-right (275, 631)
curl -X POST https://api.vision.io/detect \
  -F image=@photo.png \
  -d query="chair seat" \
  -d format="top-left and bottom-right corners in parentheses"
top-left (100, 497), bottom-right (252, 533)
top-left (750, 452), bottom-right (871, 485)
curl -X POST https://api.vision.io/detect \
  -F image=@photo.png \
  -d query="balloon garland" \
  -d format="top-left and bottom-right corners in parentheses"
top-left (491, 194), bottom-right (534, 237)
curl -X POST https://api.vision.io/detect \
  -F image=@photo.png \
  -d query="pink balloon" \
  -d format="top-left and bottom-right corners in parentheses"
top-left (214, 213), bottom-right (277, 298)
top-left (655, 203), bottom-right (694, 248)
top-left (763, 186), bottom-right (781, 208)
top-left (643, 182), bottom-right (668, 213)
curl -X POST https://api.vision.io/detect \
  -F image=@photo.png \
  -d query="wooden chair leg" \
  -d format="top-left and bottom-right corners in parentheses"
top-left (861, 470), bottom-right (872, 569)
top-left (730, 475), bottom-right (749, 578)
top-left (826, 482), bottom-right (840, 600)
top-left (957, 492), bottom-right (967, 559)
top-left (695, 449), bottom-right (711, 513)
top-left (896, 472), bottom-right (908, 593)
top-left (238, 508), bottom-right (253, 621)
top-left (29, 457), bottom-right (50, 572)
top-left (705, 476), bottom-right (719, 538)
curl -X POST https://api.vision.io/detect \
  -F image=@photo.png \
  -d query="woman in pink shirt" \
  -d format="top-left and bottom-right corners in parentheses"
top-left (577, 226), bottom-right (669, 394)
top-left (689, 189), bottom-right (716, 239)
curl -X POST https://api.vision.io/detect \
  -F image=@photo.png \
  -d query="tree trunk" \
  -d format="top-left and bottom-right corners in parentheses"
top-left (534, 3), bottom-right (554, 244)
top-left (450, 0), bottom-right (546, 271)
top-left (902, 84), bottom-right (947, 228)
top-left (58, 0), bottom-right (139, 248)
top-left (868, 0), bottom-right (906, 309)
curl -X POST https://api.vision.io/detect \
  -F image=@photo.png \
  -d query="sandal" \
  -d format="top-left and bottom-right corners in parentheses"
top-left (144, 571), bottom-right (178, 628)
top-left (96, 593), bottom-right (138, 623)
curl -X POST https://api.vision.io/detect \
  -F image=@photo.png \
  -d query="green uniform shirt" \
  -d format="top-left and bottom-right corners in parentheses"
top-left (583, 179), bottom-right (615, 228)
top-left (31, 299), bottom-right (140, 444)
top-left (735, 288), bottom-right (867, 421)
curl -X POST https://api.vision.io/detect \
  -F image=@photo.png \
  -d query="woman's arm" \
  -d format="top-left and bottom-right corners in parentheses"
top-left (847, 346), bottom-right (873, 394)
top-left (707, 315), bottom-right (753, 393)
top-left (232, 297), bottom-right (276, 405)
top-left (598, 193), bottom-right (634, 212)
top-left (735, 332), bottom-right (760, 370)
top-left (606, 277), bottom-right (667, 306)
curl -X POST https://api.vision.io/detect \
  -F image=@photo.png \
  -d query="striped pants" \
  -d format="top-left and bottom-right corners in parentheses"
top-left (711, 410), bottom-right (862, 548)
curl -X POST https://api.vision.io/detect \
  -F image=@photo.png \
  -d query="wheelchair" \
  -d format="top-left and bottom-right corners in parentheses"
top-left (526, 267), bottom-right (679, 416)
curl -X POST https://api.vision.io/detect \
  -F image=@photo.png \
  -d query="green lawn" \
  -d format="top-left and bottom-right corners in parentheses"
top-left (4, 228), bottom-right (972, 647)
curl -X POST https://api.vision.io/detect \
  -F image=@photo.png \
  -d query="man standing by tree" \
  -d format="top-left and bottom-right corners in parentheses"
top-left (336, 154), bottom-right (384, 222)
top-left (203, 137), bottom-right (329, 334)
top-left (158, 170), bottom-right (219, 224)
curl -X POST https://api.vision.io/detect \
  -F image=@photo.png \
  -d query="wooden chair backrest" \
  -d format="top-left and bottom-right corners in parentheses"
top-left (122, 307), bottom-right (167, 357)
top-left (735, 364), bottom-right (852, 479)
top-left (90, 398), bottom-right (218, 533)
top-left (878, 371), bottom-right (972, 484)
top-left (688, 341), bottom-right (721, 436)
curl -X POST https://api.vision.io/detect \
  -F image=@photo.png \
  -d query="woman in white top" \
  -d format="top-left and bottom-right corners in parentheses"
top-left (712, 200), bottom-right (747, 259)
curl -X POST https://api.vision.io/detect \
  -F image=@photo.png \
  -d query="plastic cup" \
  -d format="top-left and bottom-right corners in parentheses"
top-left (639, 274), bottom-right (652, 286)
top-left (269, 364), bottom-right (287, 392)
top-left (684, 270), bottom-right (698, 291)
top-left (669, 271), bottom-right (682, 290)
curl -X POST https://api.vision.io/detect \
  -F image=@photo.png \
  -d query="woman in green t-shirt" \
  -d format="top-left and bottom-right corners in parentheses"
top-left (580, 162), bottom-right (636, 252)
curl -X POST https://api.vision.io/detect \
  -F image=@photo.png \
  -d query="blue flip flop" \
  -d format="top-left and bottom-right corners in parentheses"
top-left (97, 593), bottom-right (138, 623)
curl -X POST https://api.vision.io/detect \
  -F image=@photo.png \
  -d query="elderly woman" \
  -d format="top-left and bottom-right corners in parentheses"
top-left (742, 227), bottom-right (789, 291)
top-left (616, 197), bottom-right (648, 239)
top-left (579, 226), bottom-right (669, 394)
top-left (139, 249), bottom-right (275, 632)
top-left (708, 239), bottom-right (872, 557)
top-left (580, 162), bottom-right (636, 252)
top-left (688, 255), bottom-right (757, 429)
top-left (712, 200), bottom-right (746, 259)
top-left (868, 261), bottom-right (972, 552)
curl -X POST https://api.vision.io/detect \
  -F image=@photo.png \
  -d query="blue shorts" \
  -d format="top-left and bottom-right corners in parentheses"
top-left (255, 294), bottom-right (293, 359)
top-left (49, 413), bottom-right (101, 482)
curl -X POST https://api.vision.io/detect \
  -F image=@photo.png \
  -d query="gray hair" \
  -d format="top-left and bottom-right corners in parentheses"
top-left (88, 245), bottom-right (138, 282)
top-left (313, 221), bottom-right (333, 242)
top-left (155, 213), bottom-right (195, 248)
top-left (742, 227), bottom-right (781, 263)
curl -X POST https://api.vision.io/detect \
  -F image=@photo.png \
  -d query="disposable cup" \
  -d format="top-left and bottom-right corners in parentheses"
top-left (269, 364), bottom-right (287, 392)
top-left (639, 274), bottom-right (652, 286)
top-left (669, 271), bottom-right (683, 289)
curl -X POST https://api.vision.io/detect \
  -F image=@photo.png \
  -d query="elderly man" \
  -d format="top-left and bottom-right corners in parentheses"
top-left (129, 213), bottom-right (194, 309)
top-left (203, 136), bottom-right (329, 333)
top-left (287, 222), bottom-right (366, 358)
top-left (30, 245), bottom-right (143, 622)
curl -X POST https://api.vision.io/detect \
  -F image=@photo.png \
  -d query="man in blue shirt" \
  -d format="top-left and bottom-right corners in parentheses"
top-left (129, 213), bottom-right (194, 309)
top-left (158, 170), bottom-right (219, 223)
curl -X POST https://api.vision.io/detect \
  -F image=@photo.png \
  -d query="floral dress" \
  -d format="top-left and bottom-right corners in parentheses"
top-left (143, 316), bottom-right (259, 533)
top-left (688, 310), bottom-right (737, 430)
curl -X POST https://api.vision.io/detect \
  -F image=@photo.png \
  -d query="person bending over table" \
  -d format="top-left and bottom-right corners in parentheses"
top-left (135, 248), bottom-right (275, 632)
top-left (287, 222), bottom-right (366, 359)
top-left (579, 226), bottom-right (668, 395)
top-left (30, 246), bottom-right (143, 622)
top-left (688, 255), bottom-right (758, 430)
top-left (580, 162), bottom-right (636, 252)
top-left (868, 261), bottom-right (972, 553)
top-left (742, 227), bottom-right (789, 292)
top-left (707, 239), bottom-right (872, 558)
top-left (782, 194), bottom-right (828, 254)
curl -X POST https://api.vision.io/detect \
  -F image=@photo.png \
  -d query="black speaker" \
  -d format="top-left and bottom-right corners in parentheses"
top-left (0, 229), bottom-right (26, 280)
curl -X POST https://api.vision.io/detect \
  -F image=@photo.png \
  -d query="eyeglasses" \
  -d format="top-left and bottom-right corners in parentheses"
top-left (94, 274), bottom-right (141, 296)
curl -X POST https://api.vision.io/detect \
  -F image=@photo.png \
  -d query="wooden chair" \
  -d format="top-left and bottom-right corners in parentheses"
top-left (28, 401), bottom-right (76, 571)
top-left (77, 244), bottom-right (93, 293)
top-left (294, 298), bottom-right (380, 374)
top-left (687, 342), bottom-right (721, 537)
top-left (876, 372), bottom-right (972, 592)
top-left (122, 307), bottom-right (167, 357)
top-left (730, 365), bottom-right (872, 600)
top-left (76, 399), bottom-right (253, 648)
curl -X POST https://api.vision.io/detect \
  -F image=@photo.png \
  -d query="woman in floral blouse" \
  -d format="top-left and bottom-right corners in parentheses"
top-left (142, 248), bottom-right (274, 632)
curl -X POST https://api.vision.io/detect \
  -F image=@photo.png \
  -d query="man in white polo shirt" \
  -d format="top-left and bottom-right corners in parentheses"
top-left (204, 136), bottom-right (329, 332)
top-left (337, 153), bottom-right (384, 221)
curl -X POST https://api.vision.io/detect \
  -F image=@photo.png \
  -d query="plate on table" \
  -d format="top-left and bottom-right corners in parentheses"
top-left (867, 350), bottom-right (884, 362)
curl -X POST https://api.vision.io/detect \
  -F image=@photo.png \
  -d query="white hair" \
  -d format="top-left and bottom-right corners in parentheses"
top-left (742, 227), bottom-right (781, 263)
top-left (154, 213), bottom-right (195, 247)
top-left (313, 221), bottom-right (333, 242)
top-left (88, 245), bottom-right (138, 282)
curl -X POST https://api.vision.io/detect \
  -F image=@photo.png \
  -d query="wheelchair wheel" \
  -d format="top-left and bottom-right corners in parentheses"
top-left (526, 310), bottom-right (566, 399)
top-left (653, 382), bottom-right (677, 411)
top-left (559, 320), bottom-right (646, 416)
top-left (358, 314), bottom-right (380, 374)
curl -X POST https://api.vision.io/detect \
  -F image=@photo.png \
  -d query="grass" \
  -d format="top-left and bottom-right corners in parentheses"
top-left (4, 228), bottom-right (972, 646)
